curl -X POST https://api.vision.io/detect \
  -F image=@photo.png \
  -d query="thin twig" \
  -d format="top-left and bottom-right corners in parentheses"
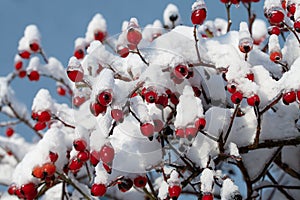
top-left (282, 21), bottom-right (300, 45)
top-left (39, 48), bottom-right (49, 64)
top-left (193, 25), bottom-right (201, 63)
top-left (135, 47), bottom-right (149, 66)
top-left (223, 103), bottom-right (240, 145)
top-left (53, 115), bottom-right (75, 129)
top-left (259, 92), bottom-right (283, 115)
top-left (253, 105), bottom-right (262, 146)
top-left (146, 173), bottom-right (158, 198)
top-left (225, 3), bottom-right (232, 32)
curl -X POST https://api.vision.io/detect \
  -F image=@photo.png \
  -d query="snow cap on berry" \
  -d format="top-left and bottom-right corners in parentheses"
top-left (220, 179), bottom-right (241, 200)
top-left (200, 168), bottom-right (214, 193)
top-left (163, 4), bottom-right (181, 28)
top-left (227, 142), bottom-right (241, 158)
top-left (94, 162), bottom-right (109, 184)
top-left (131, 96), bottom-right (153, 123)
top-left (174, 85), bottom-right (204, 129)
top-left (68, 56), bottom-right (82, 69)
top-left (74, 37), bottom-right (87, 50)
top-left (264, 0), bottom-right (281, 10)
top-left (91, 68), bottom-right (114, 101)
top-left (252, 19), bottom-right (267, 43)
top-left (85, 13), bottom-right (107, 44)
top-left (24, 25), bottom-right (41, 44)
top-left (167, 170), bottom-right (180, 186)
top-left (268, 34), bottom-right (281, 54)
top-left (27, 56), bottom-right (40, 72)
top-left (239, 22), bottom-right (252, 44)
top-left (279, 56), bottom-right (300, 90)
top-left (32, 89), bottom-right (55, 113)
top-left (142, 20), bottom-right (163, 42)
top-left (192, 0), bottom-right (206, 12)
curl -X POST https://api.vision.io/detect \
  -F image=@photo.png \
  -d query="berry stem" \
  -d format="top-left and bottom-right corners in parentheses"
top-left (225, 3), bottom-right (232, 32)
top-left (243, 2), bottom-right (256, 35)
top-left (56, 172), bottom-right (91, 200)
top-left (53, 115), bottom-right (75, 129)
top-left (223, 103), bottom-right (240, 145)
top-left (236, 160), bottom-right (253, 199)
top-left (253, 105), bottom-right (262, 146)
top-left (259, 92), bottom-right (283, 115)
top-left (6, 102), bottom-right (43, 138)
top-left (193, 25), bottom-right (202, 63)
top-left (282, 21), bottom-right (300, 45)
top-left (39, 48), bottom-right (49, 64)
top-left (134, 47), bottom-right (149, 66)
top-left (84, 162), bottom-right (92, 182)
top-left (275, 61), bottom-right (289, 72)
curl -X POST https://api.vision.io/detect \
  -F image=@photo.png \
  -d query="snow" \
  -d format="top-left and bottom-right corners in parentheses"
top-left (252, 19), bottom-right (267, 42)
top-left (264, 0), bottom-right (281, 10)
top-left (85, 13), bottom-right (107, 44)
top-left (200, 168), bottom-right (214, 193)
top-left (221, 179), bottom-right (239, 200)
top-left (74, 37), bottom-right (87, 50)
top-left (31, 89), bottom-right (55, 112)
top-left (158, 180), bottom-right (169, 199)
top-left (163, 4), bottom-right (181, 28)
top-left (191, 0), bottom-right (206, 11)
top-left (167, 170), bottom-right (180, 185)
top-left (268, 34), bottom-right (281, 53)
top-left (18, 24), bottom-right (41, 51)
top-left (227, 142), bottom-right (240, 158)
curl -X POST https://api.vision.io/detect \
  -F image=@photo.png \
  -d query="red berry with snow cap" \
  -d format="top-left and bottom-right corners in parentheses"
top-left (117, 46), bottom-right (130, 58)
top-left (8, 184), bottom-right (17, 195)
top-left (34, 122), bottom-right (46, 131)
top-left (57, 86), bottom-right (66, 96)
top-left (185, 126), bottom-right (198, 140)
top-left (100, 144), bottom-right (115, 164)
top-left (94, 30), bottom-right (106, 42)
top-left (91, 183), bottom-right (106, 196)
top-left (140, 122), bottom-right (155, 137)
top-left (38, 110), bottom-right (51, 122)
top-left (191, 8), bottom-right (207, 25)
top-left (19, 50), bottom-right (31, 59)
top-left (268, 26), bottom-right (281, 35)
top-left (231, 91), bottom-right (243, 104)
top-left (68, 158), bottom-right (83, 171)
top-left (127, 28), bottom-right (142, 46)
top-left (18, 70), bottom-right (27, 78)
top-left (174, 64), bottom-right (188, 79)
top-left (73, 96), bottom-right (86, 107)
top-left (49, 151), bottom-right (58, 163)
top-left (29, 42), bottom-right (40, 52)
top-left (175, 128), bottom-right (185, 139)
top-left (97, 91), bottom-right (113, 106)
top-left (90, 150), bottom-right (100, 166)
top-left (73, 139), bottom-right (87, 151)
top-left (202, 193), bottom-right (214, 200)
top-left (144, 90), bottom-right (158, 103)
top-left (267, 9), bottom-right (285, 25)
top-left (77, 150), bottom-right (90, 162)
top-left (111, 109), bottom-right (124, 122)
top-left (294, 20), bottom-right (300, 33)
top-left (168, 185), bottom-right (182, 199)
top-left (195, 117), bottom-right (206, 130)
top-left (134, 176), bottom-right (148, 188)
top-left (74, 49), bottom-right (85, 59)
top-left (28, 70), bottom-right (40, 81)
top-left (15, 61), bottom-right (23, 71)
top-left (90, 102), bottom-right (107, 116)
top-left (247, 94), bottom-right (260, 106)
top-left (282, 91), bottom-right (296, 105)
top-left (67, 63), bottom-right (84, 82)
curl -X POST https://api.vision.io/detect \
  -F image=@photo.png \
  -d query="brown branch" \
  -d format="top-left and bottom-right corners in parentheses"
top-left (274, 154), bottom-right (300, 180)
top-left (39, 48), bottom-right (49, 64)
top-left (53, 115), bottom-right (75, 129)
top-left (134, 47), bottom-right (149, 66)
top-left (146, 173), bottom-right (157, 199)
top-left (223, 104), bottom-right (240, 145)
top-left (236, 160), bottom-right (253, 199)
top-left (259, 92), bottom-right (283, 115)
top-left (225, 3), bottom-right (232, 33)
top-left (282, 21), bottom-right (300, 45)
top-left (239, 137), bottom-right (300, 154)
top-left (253, 105), bottom-right (262, 146)
top-left (193, 25), bottom-right (202, 63)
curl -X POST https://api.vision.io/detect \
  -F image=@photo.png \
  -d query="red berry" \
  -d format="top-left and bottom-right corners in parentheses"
top-left (268, 9), bottom-right (285, 25)
top-left (268, 26), bottom-right (281, 35)
top-left (192, 86), bottom-right (201, 97)
top-left (185, 126), bottom-right (198, 140)
top-left (220, 0), bottom-right (230, 3)
top-left (156, 94), bottom-right (169, 107)
top-left (73, 96), bottom-right (86, 107)
top-left (68, 158), bottom-right (83, 171)
top-left (32, 165), bottom-right (44, 179)
top-left (246, 73), bottom-right (255, 82)
top-left (91, 183), bottom-right (106, 196)
top-left (170, 93), bottom-right (179, 105)
top-left (34, 122), bottom-right (47, 131)
top-left (90, 150), bottom-right (100, 166)
top-left (57, 86), bottom-right (66, 96)
top-left (195, 117), bottom-right (206, 130)
top-left (42, 162), bottom-right (56, 177)
top-left (117, 46), bottom-right (130, 58)
top-left (247, 94), bottom-right (260, 106)
top-left (28, 70), bottom-right (40, 81)
top-left (100, 144), bottom-right (115, 164)
top-left (144, 90), bottom-right (158, 103)
top-left (140, 123), bottom-right (154, 137)
top-left (127, 28), bottom-right (142, 46)
top-left (5, 127), bottom-right (14, 137)
top-left (111, 109), bottom-right (124, 122)
top-left (18, 70), bottom-right (27, 78)
top-left (8, 184), bottom-right (17, 195)
top-left (270, 51), bottom-right (282, 62)
top-left (90, 102), bottom-right (107, 116)
top-left (97, 91), bottom-right (113, 106)
top-left (153, 119), bottom-right (164, 132)
top-left (73, 139), bottom-right (87, 151)
top-left (173, 65), bottom-right (188, 79)
top-left (294, 21), bottom-right (300, 33)
top-left (103, 162), bottom-right (112, 174)
top-left (118, 178), bottom-right (133, 192)
top-left (282, 91), bottom-right (296, 105)
top-left (94, 30), bottom-right (106, 42)
top-left (77, 150), bottom-right (90, 162)
top-left (19, 50), bottom-right (31, 59)
top-left (287, 3), bottom-right (296, 15)
top-left (297, 90), bottom-right (300, 101)
top-left (226, 84), bottom-right (237, 94)
top-left (49, 151), bottom-right (58, 163)
top-left (67, 69), bottom-right (84, 82)
top-left (38, 110), bottom-right (51, 122)
top-left (231, 91), bottom-right (243, 104)
top-left (74, 49), bottom-right (85, 59)
top-left (175, 128), bottom-right (185, 139)
top-left (231, 0), bottom-right (240, 4)
top-left (239, 42), bottom-right (253, 54)
top-left (21, 182), bottom-right (37, 199)
top-left (168, 185), bottom-right (182, 198)
top-left (15, 61), bottom-right (23, 70)
top-left (202, 193), bottom-right (214, 200)
top-left (191, 8), bottom-right (207, 25)
top-left (134, 176), bottom-right (148, 188)
top-left (29, 42), bottom-right (40, 52)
